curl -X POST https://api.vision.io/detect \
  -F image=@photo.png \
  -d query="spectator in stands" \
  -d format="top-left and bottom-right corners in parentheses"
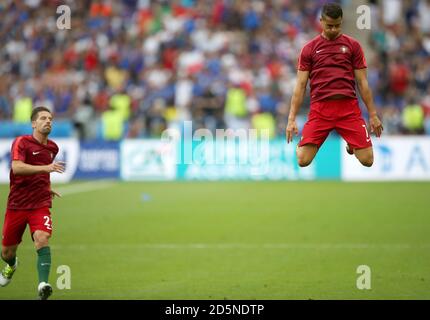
top-left (401, 95), bottom-right (425, 134)
top-left (1, 0), bottom-right (429, 138)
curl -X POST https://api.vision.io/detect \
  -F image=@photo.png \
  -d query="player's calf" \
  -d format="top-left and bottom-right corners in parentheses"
top-left (1, 245), bottom-right (18, 261)
top-left (346, 144), bottom-right (354, 155)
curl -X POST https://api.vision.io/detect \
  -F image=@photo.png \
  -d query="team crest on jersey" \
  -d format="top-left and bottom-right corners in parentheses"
top-left (340, 46), bottom-right (348, 53)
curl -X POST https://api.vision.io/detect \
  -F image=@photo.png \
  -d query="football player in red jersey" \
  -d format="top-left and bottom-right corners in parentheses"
top-left (286, 2), bottom-right (383, 167)
top-left (0, 106), bottom-right (65, 300)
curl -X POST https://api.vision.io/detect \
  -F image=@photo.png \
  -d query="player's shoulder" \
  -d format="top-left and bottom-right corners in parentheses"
top-left (47, 138), bottom-right (59, 148)
top-left (300, 35), bottom-right (321, 55)
top-left (303, 34), bottom-right (322, 49)
top-left (47, 139), bottom-right (59, 151)
top-left (13, 135), bottom-right (32, 145)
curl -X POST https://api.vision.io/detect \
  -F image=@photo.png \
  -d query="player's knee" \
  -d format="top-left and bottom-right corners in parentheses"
top-left (360, 155), bottom-right (374, 167)
top-left (297, 156), bottom-right (312, 167)
top-left (34, 238), bottom-right (50, 249)
top-left (33, 232), bottom-right (51, 248)
top-left (296, 145), bottom-right (317, 167)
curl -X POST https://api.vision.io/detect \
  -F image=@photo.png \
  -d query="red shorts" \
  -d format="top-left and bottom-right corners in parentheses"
top-left (298, 98), bottom-right (373, 149)
top-left (2, 207), bottom-right (53, 246)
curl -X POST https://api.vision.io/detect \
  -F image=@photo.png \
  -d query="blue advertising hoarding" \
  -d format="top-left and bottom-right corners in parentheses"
top-left (4, 136), bottom-right (430, 182)
top-left (175, 137), bottom-right (340, 181)
top-left (74, 141), bottom-right (120, 179)
top-left (341, 137), bottom-right (430, 180)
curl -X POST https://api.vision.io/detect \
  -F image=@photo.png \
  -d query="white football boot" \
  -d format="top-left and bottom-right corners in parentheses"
top-left (38, 282), bottom-right (53, 300)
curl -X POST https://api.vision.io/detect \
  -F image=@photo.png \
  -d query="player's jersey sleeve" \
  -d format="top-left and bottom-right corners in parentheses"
top-left (11, 137), bottom-right (27, 162)
top-left (351, 39), bottom-right (367, 70)
top-left (50, 140), bottom-right (59, 161)
top-left (298, 44), bottom-right (312, 71)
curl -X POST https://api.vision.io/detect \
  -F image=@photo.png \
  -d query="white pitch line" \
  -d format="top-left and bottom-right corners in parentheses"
top-left (53, 180), bottom-right (116, 196)
top-left (20, 243), bottom-right (430, 250)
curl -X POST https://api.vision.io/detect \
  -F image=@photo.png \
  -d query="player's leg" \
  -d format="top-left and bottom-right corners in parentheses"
top-left (33, 230), bottom-right (53, 299)
top-left (0, 210), bottom-right (26, 287)
top-left (1, 245), bottom-right (18, 264)
top-left (296, 112), bottom-right (333, 167)
top-left (296, 144), bottom-right (319, 167)
top-left (334, 99), bottom-right (374, 167)
top-left (33, 229), bottom-right (51, 250)
top-left (0, 245), bottom-right (19, 287)
top-left (347, 146), bottom-right (374, 167)
top-left (29, 208), bottom-right (53, 299)
top-left (346, 143), bottom-right (354, 155)
top-left (336, 117), bottom-right (373, 167)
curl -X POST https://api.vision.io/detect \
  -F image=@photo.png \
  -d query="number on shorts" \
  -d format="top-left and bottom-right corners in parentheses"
top-left (362, 124), bottom-right (370, 141)
top-left (43, 215), bottom-right (52, 230)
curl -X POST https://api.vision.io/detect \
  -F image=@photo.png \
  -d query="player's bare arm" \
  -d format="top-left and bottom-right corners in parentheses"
top-left (50, 190), bottom-right (62, 198)
top-left (12, 160), bottom-right (66, 175)
top-left (287, 70), bottom-right (309, 143)
top-left (354, 68), bottom-right (384, 137)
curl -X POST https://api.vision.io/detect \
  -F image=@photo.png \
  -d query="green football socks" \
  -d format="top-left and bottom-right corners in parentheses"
top-left (37, 246), bottom-right (51, 283)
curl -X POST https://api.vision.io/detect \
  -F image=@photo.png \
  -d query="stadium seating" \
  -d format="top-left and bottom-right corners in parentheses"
top-left (0, 121), bottom-right (74, 138)
top-left (0, 0), bottom-right (429, 139)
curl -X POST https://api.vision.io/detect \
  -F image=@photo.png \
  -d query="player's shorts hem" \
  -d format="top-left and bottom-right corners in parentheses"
top-left (347, 140), bottom-right (373, 150)
top-left (30, 228), bottom-right (53, 235)
top-left (298, 139), bottom-right (322, 148)
top-left (30, 229), bottom-right (52, 243)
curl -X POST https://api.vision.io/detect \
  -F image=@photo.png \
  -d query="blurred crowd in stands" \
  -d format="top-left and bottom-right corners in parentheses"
top-left (0, 0), bottom-right (430, 140)
top-left (368, 0), bottom-right (430, 135)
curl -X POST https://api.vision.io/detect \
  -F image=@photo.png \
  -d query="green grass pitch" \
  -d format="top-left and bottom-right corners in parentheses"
top-left (0, 181), bottom-right (429, 300)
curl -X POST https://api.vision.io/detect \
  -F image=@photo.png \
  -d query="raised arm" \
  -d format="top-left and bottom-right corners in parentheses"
top-left (286, 70), bottom-right (309, 143)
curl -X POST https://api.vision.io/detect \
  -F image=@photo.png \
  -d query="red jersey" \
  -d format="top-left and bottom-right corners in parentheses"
top-left (7, 135), bottom-right (59, 210)
top-left (298, 34), bottom-right (367, 103)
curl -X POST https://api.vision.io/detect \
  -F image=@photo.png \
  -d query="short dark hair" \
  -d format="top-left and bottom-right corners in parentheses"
top-left (31, 106), bottom-right (52, 121)
top-left (322, 2), bottom-right (343, 20)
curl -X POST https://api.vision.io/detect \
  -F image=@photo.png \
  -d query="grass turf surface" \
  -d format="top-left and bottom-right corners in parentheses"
top-left (0, 181), bottom-right (429, 300)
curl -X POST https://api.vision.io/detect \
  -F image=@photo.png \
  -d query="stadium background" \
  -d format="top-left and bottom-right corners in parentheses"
top-left (0, 0), bottom-right (429, 299)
